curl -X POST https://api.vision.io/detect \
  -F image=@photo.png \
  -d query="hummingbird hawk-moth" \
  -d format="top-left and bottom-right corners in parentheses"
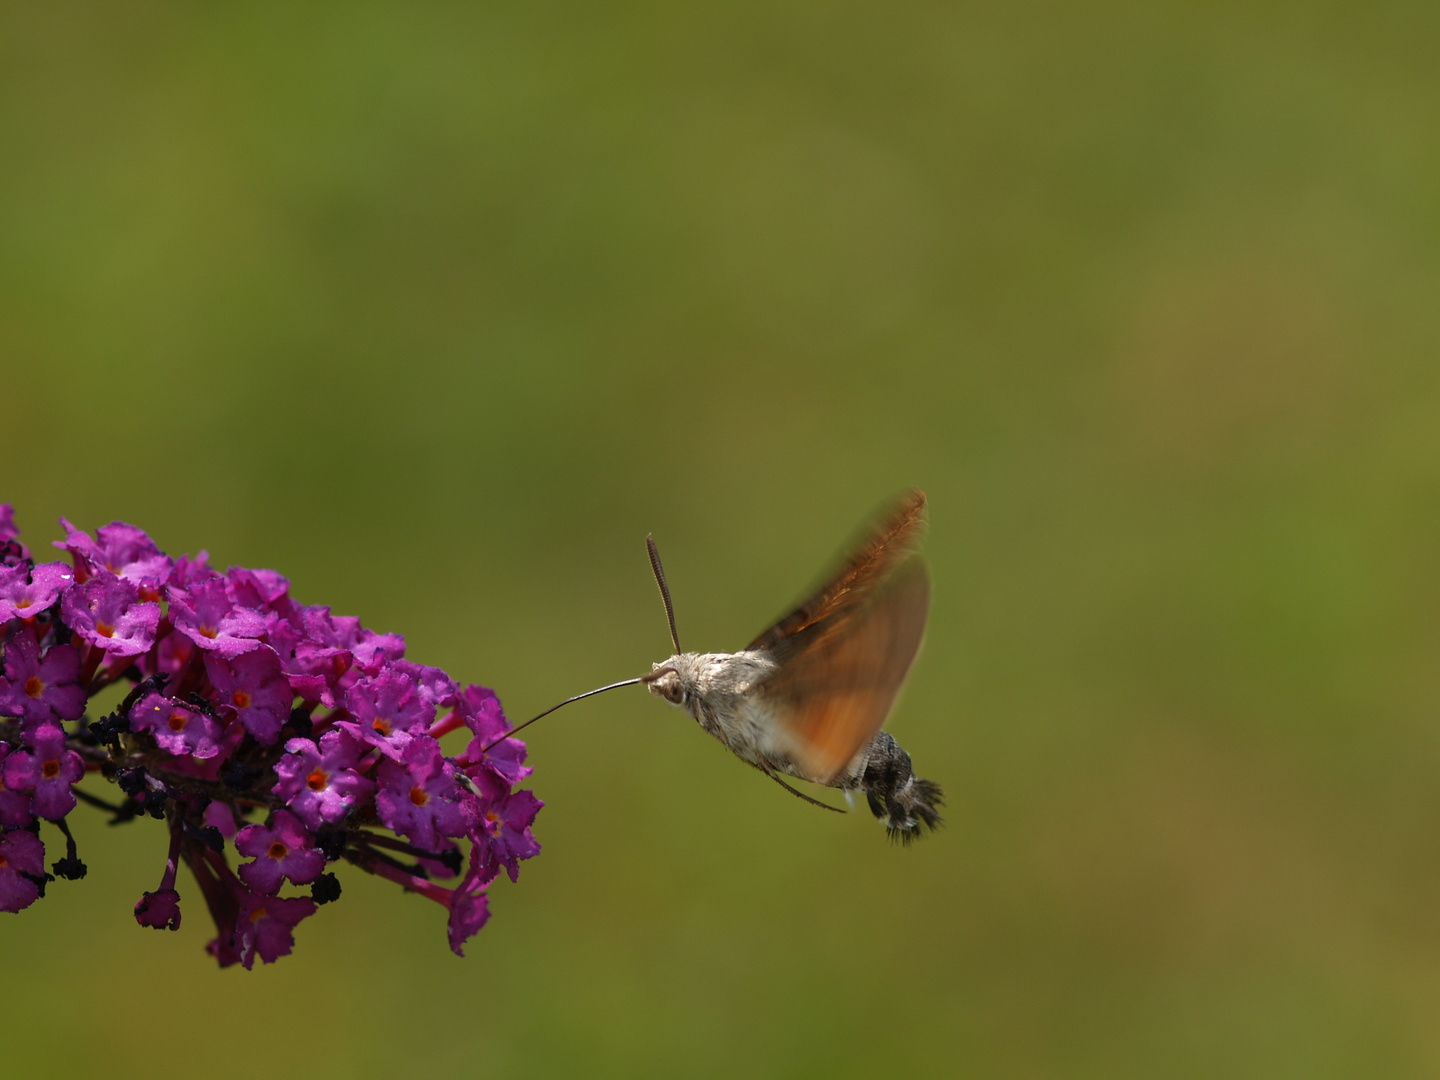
top-left (497, 490), bottom-right (942, 841)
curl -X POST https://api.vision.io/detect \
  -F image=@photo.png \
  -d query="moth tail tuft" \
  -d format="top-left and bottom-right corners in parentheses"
top-left (882, 778), bottom-right (944, 844)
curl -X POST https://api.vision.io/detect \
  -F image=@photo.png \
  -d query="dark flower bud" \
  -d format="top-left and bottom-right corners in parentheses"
top-left (115, 767), bottom-right (148, 797)
top-left (52, 856), bottom-right (87, 880)
top-left (315, 829), bottom-right (348, 862)
top-left (311, 873), bottom-right (342, 905)
top-left (0, 538), bottom-right (26, 566)
top-left (88, 711), bottom-right (130, 743)
top-left (285, 707), bottom-right (313, 739)
top-left (221, 762), bottom-right (259, 791)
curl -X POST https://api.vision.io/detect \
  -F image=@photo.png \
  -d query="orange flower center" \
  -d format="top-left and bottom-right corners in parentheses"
top-left (371, 718), bottom-right (392, 736)
top-left (409, 786), bottom-right (429, 807)
top-left (16, 597), bottom-right (31, 609)
top-left (306, 768), bottom-right (329, 792)
top-left (249, 906), bottom-right (267, 924)
top-left (268, 841), bottom-right (289, 860)
top-left (24, 677), bottom-right (44, 699)
top-left (199, 624), bottom-right (218, 639)
top-left (233, 690), bottom-right (251, 709)
top-left (0, 853), bottom-right (7, 869)
top-left (96, 620), bottom-right (115, 638)
top-left (167, 711), bottom-right (189, 732)
top-left (41, 759), bottom-right (60, 780)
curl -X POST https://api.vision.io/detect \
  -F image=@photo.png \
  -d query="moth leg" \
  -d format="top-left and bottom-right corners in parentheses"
top-left (759, 766), bottom-right (846, 814)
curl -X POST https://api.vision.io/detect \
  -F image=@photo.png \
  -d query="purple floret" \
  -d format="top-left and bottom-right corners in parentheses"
top-left (0, 560), bottom-right (75, 622)
top-left (446, 877), bottom-right (492, 957)
top-left (168, 578), bottom-right (266, 659)
top-left (468, 768), bottom-right (542, 884)
top-left (0, 633), bottom-right (85, 726)
top-left (169, 550), bottom-right (215, 589)
top-left (0, 746), bottom-right (33, 827)
top-left (280, 637), bottom-right (352, 709)
top-left (299, 606), bottom-right (358, 649)
top-left (0, 828), bottom-right (45, 913)
top-left (150, 628), bottom-right (198, 679)
top-left (55, 518), bottom-right (173, 593)
top-left (454, 684), bottom-right (531, 787)
top-left (272, 730), bottom-right (374, 830)
top-left (235, 810), bottom-right (325, 895)
top-left (224, 566), bottom-right (291, 610)
top-left (234, 890), bottom-right (316, 969)
top-left (134, 889), bottom-right (182, 931)
top-left (204, 646), bottom-right (292, 745)
top-left (61, 572), bottom-right (161, 658)
top-left (293, 607), bottom-right (408, 678)
top-left (337, 667), bottom-right (436, 760)
top-left (375, 736), bottom-right (476, 852)
top-left (393, 660), bottom-right (458, 711)
top-left (4, 723), bottom-right (84, 819)
top-left (130, 693), bottom-right (226, 759)
top-left (301, 607), bottom-right (404, 673)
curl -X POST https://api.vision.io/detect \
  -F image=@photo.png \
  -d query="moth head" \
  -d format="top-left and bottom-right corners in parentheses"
top-left (646, 660), bottom-right (690, 708)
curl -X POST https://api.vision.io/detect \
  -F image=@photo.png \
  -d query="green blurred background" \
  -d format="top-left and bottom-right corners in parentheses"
top-left (4, 2), bottom-right (1440, 1076)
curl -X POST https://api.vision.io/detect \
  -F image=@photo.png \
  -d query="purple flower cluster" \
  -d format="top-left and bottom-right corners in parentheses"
top-left (0, 506), bottom-right (540, 966)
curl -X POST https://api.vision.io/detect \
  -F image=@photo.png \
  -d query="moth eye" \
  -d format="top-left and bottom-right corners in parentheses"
top-left (664, 682), bottom-right (684, 705)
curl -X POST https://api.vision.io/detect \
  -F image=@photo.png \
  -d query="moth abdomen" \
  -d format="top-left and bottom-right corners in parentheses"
top-left (856, 730), bottom-right (943, 843)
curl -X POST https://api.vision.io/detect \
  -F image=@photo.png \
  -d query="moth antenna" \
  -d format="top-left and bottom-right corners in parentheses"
top-left (646, 533), bottom-right (681, 655)
top-left (477, 667), bottom-right (679, 754)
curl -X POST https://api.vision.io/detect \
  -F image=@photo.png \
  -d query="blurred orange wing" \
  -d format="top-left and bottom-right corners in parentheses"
top-left (746, 489), bottom-right (927, 653)
top-left (750, 491), bottom-right (930, 783)
top-left (759, 559), bottom-right (929, 782)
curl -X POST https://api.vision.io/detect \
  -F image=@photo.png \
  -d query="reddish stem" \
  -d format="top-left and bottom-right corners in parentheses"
top-left (426, 708), bottom-right (465, 740)
top-left (95, 651), bottom-right (133, 689)
top-left (157, 818), bottom-right (183, 892)
top-left (346, 847), bottom-right (452, 907)
top-left (170, 646), bottom-right (206, 701)
top-left (79, 645), bottom-right (106, 691)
